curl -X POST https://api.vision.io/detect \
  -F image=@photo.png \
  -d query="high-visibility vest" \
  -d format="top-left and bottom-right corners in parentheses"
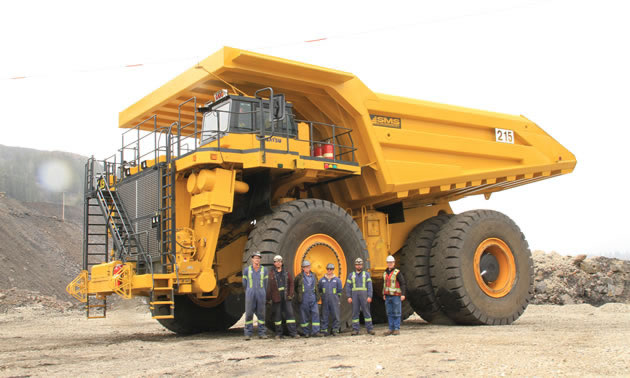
top-left (349, 271), bottom-right (370, 291)
top-left (247, 265), bottom-right (265, 289)
top-left (383, 268), bottom-right (401, 296)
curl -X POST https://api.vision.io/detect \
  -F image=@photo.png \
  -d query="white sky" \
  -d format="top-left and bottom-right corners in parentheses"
top-left (1, 0), bottom-right (629, 257)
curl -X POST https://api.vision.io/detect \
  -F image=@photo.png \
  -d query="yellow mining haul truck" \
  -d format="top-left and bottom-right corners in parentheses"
top-left (67, 47), bottom-right (575, 333)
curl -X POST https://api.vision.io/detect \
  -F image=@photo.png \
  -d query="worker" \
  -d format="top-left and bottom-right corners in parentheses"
top-left (294, 260), bottom-right (322, 337)
top-left (242, 251), bottom-right (268, 340)
top-left (382, 255), bottom-right (407, 336)
top-left (318, 263), bottom-right (343, 336)
top-left (346, 257), bottom-right (375, 335)
top-left (267, 255), bottom-right (299, 339)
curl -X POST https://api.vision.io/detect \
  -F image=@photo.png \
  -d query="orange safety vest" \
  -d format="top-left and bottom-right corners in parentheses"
top-left (383, 268), bottom-right (401, 296)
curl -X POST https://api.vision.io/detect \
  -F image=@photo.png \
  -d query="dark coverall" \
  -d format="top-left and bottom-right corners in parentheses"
top-left (296, 272), bottom-right (320, 335)
top-left (345, 270), bottom-right (373, 332)
top-left (267, 268), bottom-right (297, 337)
top-left (318, 275), bottom-right (342, 334)
top-left (243, 265), bottom-right (268, 337)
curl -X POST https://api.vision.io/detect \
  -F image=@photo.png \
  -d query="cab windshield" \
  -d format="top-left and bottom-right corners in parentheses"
top-left (202, 100), bottom-right (230, 141)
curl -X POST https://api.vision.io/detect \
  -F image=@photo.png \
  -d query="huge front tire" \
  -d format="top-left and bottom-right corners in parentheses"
top-left (156, 291), bottom-right (244, 335)
top-left (430, 210), bottom-right (534, 325)
top-left (244, 199), bottom-right (368, 331)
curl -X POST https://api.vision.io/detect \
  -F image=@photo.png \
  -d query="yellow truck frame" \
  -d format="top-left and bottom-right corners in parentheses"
top-left (67, 47), bottom-right (576, 332)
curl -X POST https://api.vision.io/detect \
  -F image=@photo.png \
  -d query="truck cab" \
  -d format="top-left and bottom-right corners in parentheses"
top-left (198, 89), bottom-right (297, 144)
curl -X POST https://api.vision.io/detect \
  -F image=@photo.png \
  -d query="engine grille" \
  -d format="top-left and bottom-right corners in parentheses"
top-left (115, 168), bottom-right (160, 260)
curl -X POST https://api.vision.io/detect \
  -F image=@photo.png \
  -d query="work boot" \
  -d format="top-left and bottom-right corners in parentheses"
top-left (292, 334), bottom-right (300, 339)
top-left (392, 330), bottom-right (400, 335)
top-left (304, 333), bottom-right (310, 338)
top-left (244, 336), bottom-right (251, 341)
top-left (351, 330), bottom-right (359, 336)
top-left (274, 334), bottom-right (283, 340)
top-left (259, 334), bottom-right (269, 339)
top-left (367, 330), bottom-right (375, 335)
top-left (383, 330), bottom-right (394, 336)
top-left (313, 332), bottom-right (324, 337)
top-left (331, 330), bottom-right (339, 336)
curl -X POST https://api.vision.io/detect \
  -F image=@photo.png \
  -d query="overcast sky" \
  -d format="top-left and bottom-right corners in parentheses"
top-left (1, 1), bottom-right (628, 258)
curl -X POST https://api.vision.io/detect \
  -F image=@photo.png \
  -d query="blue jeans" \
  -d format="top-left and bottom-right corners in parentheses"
top-left (385, 295), bottom-right (401, 331)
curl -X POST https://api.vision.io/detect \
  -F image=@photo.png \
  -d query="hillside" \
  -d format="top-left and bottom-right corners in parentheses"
top-left (0, 144), bottom-right (87, 206)
top-left (0, 195), bottom-right (83, 298)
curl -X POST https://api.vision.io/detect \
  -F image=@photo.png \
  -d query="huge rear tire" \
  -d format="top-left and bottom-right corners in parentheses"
top-left (431, 210), bottom-right (533, 325)
top-left (156, 291), bottom-right (244, 335)
top-left (244, 199), bottom-right (368, 332)
top-left (398, 214), bottom-right (454, 324)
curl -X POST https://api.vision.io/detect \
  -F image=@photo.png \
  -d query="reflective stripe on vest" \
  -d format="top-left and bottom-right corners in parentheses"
top-left (351, 272), bottom-right (368, 291)
top-left (247, 265), bottom-right (265, 289)
top-left (383, 268), bottom-right (401, 295)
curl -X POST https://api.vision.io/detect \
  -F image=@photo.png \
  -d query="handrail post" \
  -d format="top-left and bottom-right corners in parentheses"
top-left (332, 123), bottom-right (336, 161)
top-left (177, 108), bottom-right (181, 157)
top-left (217, 110), bottom-right (221, 151)
top-left (309, 122), bottom-right (313, 156)
top-left (194, 97), bottom-right (198, 150)
top-left (136, 126), bottom-right (140, 169)
top-left (154, 116), bottom-right (157, 163)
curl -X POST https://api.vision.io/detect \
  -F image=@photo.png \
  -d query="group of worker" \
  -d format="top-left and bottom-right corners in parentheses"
top-left (242, 251), bottom-right (406, 340)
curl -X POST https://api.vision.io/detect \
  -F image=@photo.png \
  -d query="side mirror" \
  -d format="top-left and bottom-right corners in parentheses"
top-left (272, 94), bottom-right (286, 121)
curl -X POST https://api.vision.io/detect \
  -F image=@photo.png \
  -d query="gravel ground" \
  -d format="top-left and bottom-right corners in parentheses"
top-left (1, 302), bottom-right (628, 377)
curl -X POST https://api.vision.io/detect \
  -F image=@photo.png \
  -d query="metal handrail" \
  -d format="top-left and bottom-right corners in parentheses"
top-left (105, 97), bottom-right (358, 184)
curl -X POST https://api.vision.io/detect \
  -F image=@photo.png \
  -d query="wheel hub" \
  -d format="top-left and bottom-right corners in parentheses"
top-left (479, 252), bottom-right (500, 283)
top-left (473, 238), bottom-right (516, 298)
top-left (294, 234), bottom-right (347, 283)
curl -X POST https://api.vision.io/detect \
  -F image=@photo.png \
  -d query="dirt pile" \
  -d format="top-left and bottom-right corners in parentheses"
top-left (532, 250), bottom-right (630, 305)
top-left (0, 288), bottom-right (80, 313)
top-left (0, 195), bottom-right (83, 299)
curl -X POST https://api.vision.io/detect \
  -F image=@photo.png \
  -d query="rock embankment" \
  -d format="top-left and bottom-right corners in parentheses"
top-left (532, 250), bottom-right (630, 305)
top-left (0, 288), bottom-right (80, 313)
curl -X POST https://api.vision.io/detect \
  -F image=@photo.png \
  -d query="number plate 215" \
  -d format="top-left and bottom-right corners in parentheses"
top-left (495, 128), bottom-right (514, 144)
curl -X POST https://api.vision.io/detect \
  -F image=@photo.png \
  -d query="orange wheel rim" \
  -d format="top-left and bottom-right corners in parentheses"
top-left (294, 234), bottom-right (347, 283)
top-left (473, 238), bottom-right (516, 298)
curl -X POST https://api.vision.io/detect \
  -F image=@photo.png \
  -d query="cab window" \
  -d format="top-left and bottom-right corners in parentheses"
top-left (258, 104), bottom-right (297, 138)
top-left (231, 101), bottom-right (254, 131)
top-left (202, 100), bottom-right (230, 141)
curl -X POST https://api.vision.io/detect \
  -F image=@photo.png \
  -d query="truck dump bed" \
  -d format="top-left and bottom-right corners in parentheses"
top-left (120, 47), bottom-right (576, 208)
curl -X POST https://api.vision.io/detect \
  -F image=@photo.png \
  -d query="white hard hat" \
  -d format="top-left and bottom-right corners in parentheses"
top-left (302, 260), bottom-right (311, 267)
top-left (354, 258), bottom-right (363, 265)
top-left (386, 255), bottom-right (395, 263)
top-left (273, 255), bottom-right (283, 262)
